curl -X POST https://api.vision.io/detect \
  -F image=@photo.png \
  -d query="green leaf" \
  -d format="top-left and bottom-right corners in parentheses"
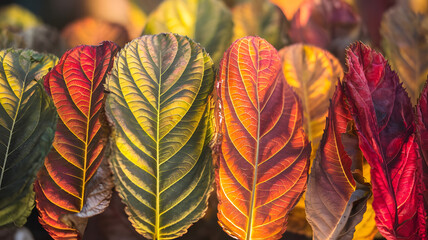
top-left (0, 49), bottom-right (57, 227)
top-left (142, 0), bottom-right (233, 64)
top-left (106, 33), bottom-right (215, 239)
top-left (232, 0), bottom-right (286, 49)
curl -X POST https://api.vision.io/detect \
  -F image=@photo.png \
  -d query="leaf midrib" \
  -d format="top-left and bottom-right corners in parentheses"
top-left (80, 54), bottom-right (96, 210)
top-left (245, 40), bottom-right (260, 240)
top-left (156, 47), bottom-right (162, 240)
top-left (0, 63), bottom-right (30, 190)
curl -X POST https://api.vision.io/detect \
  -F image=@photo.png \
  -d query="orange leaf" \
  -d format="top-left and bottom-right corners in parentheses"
top-left (61, 17), bottom-right (129, 48)
top-left (215, 36), bottom-right (311, 240)
top-left (270, 0), bottom-right (304, 19)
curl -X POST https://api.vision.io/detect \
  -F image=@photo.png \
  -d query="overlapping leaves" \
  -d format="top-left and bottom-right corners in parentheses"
top-left (344, 42), bottom-right (427, 240)
top-left (278, 43), bottom-right (343, 237)
top-left (142, 0), bottom-right (233, 64)
top-left (35, 41), bottom-right (119, 239)
top-left (106, 33), bottom-right (214, 239)
top-left (215, 36), bottom-right (311, 240)
top-left (279, 43), bottom-right (343, 159)
top-left (0, 49), bottom-right (57, 227)
top-left (305, 83), bottom-right (372, 240)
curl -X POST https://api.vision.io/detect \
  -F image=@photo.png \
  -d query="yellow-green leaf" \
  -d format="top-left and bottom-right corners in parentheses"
top-left (0, 49), bottom-right (57, 227)
top-left (232, 0), bottom-right (286, 49)
top-left (142, 0), bottom-right (233, 64)
top-left (0, 4), bottom-right (41, 30)
top-left (106, 33), bottom-right (214, 240)
top-left (381, 4), bottom-right (428, 104)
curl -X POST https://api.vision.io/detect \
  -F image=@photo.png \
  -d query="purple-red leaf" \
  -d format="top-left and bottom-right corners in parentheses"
top-left (35, 41), bottom-right (119, 239)
top-left (344, 42), bottom-right (427, 240)
top-left (415, 81), bottom-right (428, 222)
top-left (289, 0), bottom-right (360, 58)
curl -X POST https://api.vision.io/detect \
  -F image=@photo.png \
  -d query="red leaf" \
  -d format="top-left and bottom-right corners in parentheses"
top-left (215, 36), bottom-right (311, 239)
top-left (415, 81), bottom-right (428, 220)
top-left (344, 42), bottom-right (427, 240)
top-left (35, 41), bottom-right (119, 239)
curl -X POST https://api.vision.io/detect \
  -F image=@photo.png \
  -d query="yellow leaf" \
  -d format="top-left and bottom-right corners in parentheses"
top-left (270, 0), bottom-right (304, 19)
top-left (279, 43), bottom-right (343, 161)
top-left (0, 4), bottom-right (40, 30)
top-left (410, 0), bottom-right (428, 14)
top-left (353, 161), bottom-right (378, 240)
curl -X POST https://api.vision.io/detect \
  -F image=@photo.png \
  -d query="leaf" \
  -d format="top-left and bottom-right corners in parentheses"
top-left (232, 0), bottom-right (286, 49)
top-left (289, 0), bottom-right (360, 60)
top-left (0, 49), bottom-right (57, 227)
top-left (142, 0), bottom-right (233, 64)
top-left (270, 0), bottom-right (304, 19)
top-left (0, 25), bottom-right (67, 57)
top-left (0, 4), bottom-right (41, 30)
top-left (279, 43), bottom-right (343, 160)
top-left (105, 33), bottom-right (215, 239)
top-left (35, 41), bottom-right (119, 239)
top-left (215, 36), bottom-right (311, 240)
top-left (343, 42), bottom-right (427, 240)
top-left (409, 0), bottom-right (428, 14)
top-left (353, 162), bottom-right (378, 240)
top-left (415, 81), bottom-right (428, 218)
top-left (355, 0), bottom-right (394, 47)
top-left (305, 82), bottom-right (372, 240)
top-left (84, 0), bottom-right (149, 39)
top-left (277, 43), bottom-right (342, 236)
top-left (61, 17), bottom-right (130, 48)
top-left (381, 4), bottom-right (428, 104)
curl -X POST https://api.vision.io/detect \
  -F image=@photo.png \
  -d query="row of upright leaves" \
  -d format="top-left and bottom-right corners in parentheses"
top-left (0, 32), bottom-right (315, 239)
top-left (1, 30), bottom-right (427, 240)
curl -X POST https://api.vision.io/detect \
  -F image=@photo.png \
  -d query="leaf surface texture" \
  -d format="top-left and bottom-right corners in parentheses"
top-left (0, 49), bottom-right (57, 227)
top-left (344, 42), bottom-right (427, 240)
top-left (106, 33), bottom-right (215, 240)
top-left (305, 84), bottom-right (372, 240)
top-left (35, 42), bottom-right (118, 239)
top-left (215, 36), bottom-right (311, 240)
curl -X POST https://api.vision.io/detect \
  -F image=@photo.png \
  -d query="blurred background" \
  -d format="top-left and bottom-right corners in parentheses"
top-left (1, 0), bottom-right (427, 239)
